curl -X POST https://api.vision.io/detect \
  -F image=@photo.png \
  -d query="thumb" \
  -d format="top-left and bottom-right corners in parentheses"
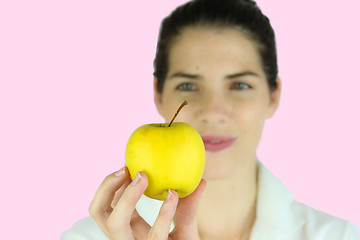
top-left (174, 179), bottom-right (207, 227)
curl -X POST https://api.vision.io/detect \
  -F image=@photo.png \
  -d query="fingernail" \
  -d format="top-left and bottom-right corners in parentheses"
top-left (131, 172), bottom-right (142, 186)
top-left (114, 167), bottom-right (125, 177)
top-left (166, 189), bottom-right (173, 202)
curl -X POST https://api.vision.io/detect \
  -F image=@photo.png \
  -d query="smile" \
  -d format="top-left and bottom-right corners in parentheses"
top-left (201, 136), bottom-right (237, 152)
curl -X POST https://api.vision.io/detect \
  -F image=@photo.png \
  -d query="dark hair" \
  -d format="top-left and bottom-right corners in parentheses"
top-left (153, 0), bottom-right (278, 93)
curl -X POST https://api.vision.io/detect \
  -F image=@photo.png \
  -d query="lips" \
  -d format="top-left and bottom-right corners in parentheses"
top-left (201, 136), bottom-right (237, 152)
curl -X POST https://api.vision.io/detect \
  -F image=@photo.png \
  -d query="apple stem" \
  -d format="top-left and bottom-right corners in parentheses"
top-left (168, 101), bottom-right (188, 127)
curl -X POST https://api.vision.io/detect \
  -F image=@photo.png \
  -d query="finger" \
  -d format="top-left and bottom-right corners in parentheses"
top-left (131, 209), bottom-right (152, 240)
top-left (107, 171), bottom-right (150, 235)
top-left (88, 167), bottom-right (129, 235)
top-left (111, 178), bottom-right (131, 209)
top-left (174, 179), bottom-right (207, 227)
top-left (149, 190), bottom-right (179, 240)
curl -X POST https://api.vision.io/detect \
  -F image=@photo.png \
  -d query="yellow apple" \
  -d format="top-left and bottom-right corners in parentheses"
top-left (125, 101), bottom-right (205, 200)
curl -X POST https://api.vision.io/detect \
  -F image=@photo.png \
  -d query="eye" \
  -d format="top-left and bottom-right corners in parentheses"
top-left (176, 83), bottom-right (198, 91)
top-left (230, 82), bottom-right (251, 90)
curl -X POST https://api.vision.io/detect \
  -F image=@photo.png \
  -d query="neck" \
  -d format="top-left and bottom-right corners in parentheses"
top-left (196, 159), bottom-right (258, 240)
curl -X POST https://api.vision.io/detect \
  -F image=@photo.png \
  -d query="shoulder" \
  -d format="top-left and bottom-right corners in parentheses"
top-left (292, 202), bottom-right (360, 239)
top-left (60, 216), bottom-right (108, 240)
top-left (254, 161), bottom-right (360, 239)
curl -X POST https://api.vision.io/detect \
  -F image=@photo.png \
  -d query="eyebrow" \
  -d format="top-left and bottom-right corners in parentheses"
top-left (168, 72), bottom-right (200, 80)
top-left (225, 71), bottom-right (259, 79)
top-left (168, 71), bottom-right (259, 80)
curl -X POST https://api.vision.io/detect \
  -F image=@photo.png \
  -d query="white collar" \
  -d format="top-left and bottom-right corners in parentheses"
top-left (250, 161), bottom-right (305, 239)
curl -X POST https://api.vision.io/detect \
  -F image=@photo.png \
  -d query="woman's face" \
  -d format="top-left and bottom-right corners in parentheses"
top-left (154, 27), bottom-right (280, 180)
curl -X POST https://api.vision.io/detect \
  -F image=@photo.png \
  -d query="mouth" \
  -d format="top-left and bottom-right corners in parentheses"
top-left (201, 136), bottom-right (237, 153)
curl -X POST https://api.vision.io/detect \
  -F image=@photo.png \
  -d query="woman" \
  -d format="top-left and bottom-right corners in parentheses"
top-left (62, 0), bottom-right (360, 239)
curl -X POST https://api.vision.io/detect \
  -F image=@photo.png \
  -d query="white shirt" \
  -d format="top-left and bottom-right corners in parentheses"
top-left (61, 162), bottom-right (360, 239)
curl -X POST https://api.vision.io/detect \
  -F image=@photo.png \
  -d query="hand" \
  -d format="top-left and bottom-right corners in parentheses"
top-left (89, 167), bottom-right (206, 240)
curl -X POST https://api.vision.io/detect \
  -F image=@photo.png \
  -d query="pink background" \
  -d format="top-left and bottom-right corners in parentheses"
top-left (1, 0), bottom-right (359, 239)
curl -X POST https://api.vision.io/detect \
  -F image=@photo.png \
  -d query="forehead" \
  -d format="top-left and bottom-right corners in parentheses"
top-left (167, 26), bottom-right (263, 74)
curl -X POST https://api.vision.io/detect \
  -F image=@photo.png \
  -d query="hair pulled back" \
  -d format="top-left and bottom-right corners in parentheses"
top-left (154, 0), bottom-right (278, 93)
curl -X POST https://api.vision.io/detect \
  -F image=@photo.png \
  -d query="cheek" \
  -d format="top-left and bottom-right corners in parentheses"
top-left (160, 91), bottom-right (200, 122)
top-left (235, 101), bottom-right (269, 134)
top-left (170, 107), bottom-right (196, 124)
top-left (159, 96), bottom-right (194, 123)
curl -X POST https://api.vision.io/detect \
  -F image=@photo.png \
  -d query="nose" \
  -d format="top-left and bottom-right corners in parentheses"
top-left (197, 92), bottom-right (230, 125)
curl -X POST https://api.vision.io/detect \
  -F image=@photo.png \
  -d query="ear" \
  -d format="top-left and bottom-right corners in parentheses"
top-left (153, 77), bottom-right (165, 117)
top-left (266, 77), bottom-right (281, 119)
